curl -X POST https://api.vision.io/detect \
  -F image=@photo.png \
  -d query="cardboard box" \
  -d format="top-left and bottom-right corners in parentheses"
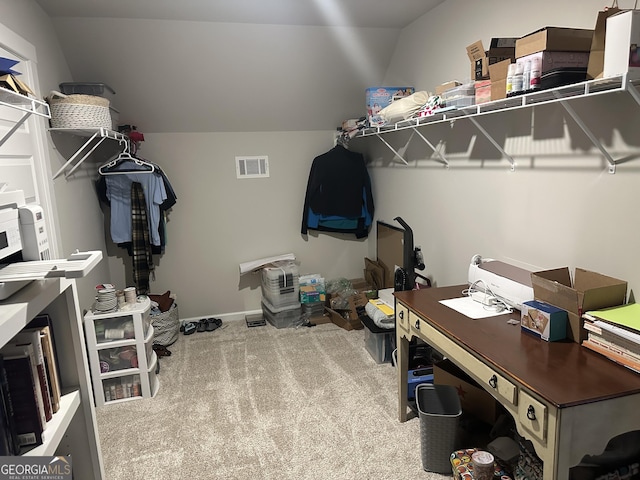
top-left (521, 300), bottom-right (568, 342)
top-left (530, 268), bottom-right (627, 343)
top-left (474, 80), bottom-right (492, 104)
top-left (489, 59), bottom-right (511, 101)
top-left (324, 306), bottom-right (363, 331)
top-left (515, 27), bottom-right (594, 58)
top-left (433, 359), bottom-right (500, 426)
top-left (435, 80), bottom-right (462, 96)
top-left (366, 87), bottom-right (414, 122)
top-left (467, 40), bottom-right (489, 81)
top-left (487, 37), bottom-right (517, 65)
top-left (309, 314), bottom-right (332, 325)
top-left (603, 10), bottom-right (640, 79)
top-left (349, 277), bottom-right (373, 293)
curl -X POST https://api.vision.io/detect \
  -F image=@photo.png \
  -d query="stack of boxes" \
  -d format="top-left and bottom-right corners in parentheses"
top-left (466, 37), bottom-right (517, 104)
top-left (459, 29), bottom-right (593, 106)
top-left (299, 274), bottom-right (326, 321)
top-left (261, 262), bottom-right (302, 328)
top-left (513, 27), bottom-right (593, 92)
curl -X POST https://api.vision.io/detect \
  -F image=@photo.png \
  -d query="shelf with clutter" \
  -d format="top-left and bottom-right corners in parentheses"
top-left (355, 75), bottom-right (640, 172)
top-left (45, 82), bottom-right (147, 179)
top-left (349, 21), bottom-right (640, 174)
top-left (0, 57), bottom-right (51, 147)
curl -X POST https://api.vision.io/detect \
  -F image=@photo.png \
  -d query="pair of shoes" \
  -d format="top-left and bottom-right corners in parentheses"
top-left (205, 318), bottom-right (222, 331)
top-left (182, 322), bottom-right (197, 335)
top-left (153, 344), bottom-right (172, 357)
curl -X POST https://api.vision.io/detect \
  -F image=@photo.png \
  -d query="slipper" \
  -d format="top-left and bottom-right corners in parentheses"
top-left (183, 322), bottom-right (197, 335)
top-left (153, 344), bottom-right (172, 357)
top-left (205, 318), bottom-right (222, 331)
top-left (197, 319), bottom-right (207, 332)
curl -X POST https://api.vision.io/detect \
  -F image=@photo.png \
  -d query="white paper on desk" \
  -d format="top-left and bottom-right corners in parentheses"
top-left (439, 297), bottom-right (508, 319)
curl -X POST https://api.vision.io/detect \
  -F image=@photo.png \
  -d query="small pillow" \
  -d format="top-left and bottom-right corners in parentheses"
top-left (149, 291), bottom-right (174, 312)
top-left (378, 91), bottom-right (430, 124)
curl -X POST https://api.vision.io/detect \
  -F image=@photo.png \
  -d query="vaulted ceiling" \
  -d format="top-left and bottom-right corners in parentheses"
top-left (35, 0), bottom-right (445, 132)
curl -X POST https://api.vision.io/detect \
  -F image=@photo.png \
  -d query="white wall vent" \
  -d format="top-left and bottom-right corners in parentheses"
top-left (236, 156), bottom-right (269, 179)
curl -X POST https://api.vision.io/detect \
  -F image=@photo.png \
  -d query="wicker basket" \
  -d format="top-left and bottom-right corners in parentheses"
top-left (48, 92), bottom-right (112, 129)
top-left (151, 303), bottom-right (180, 346)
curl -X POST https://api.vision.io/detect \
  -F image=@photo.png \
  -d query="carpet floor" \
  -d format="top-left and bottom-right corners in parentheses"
top-left (95, 319), bottom-right (451, 479)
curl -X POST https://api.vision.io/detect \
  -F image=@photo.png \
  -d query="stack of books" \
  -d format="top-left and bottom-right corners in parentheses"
top-left (582, 304), bottom-right (640, 374)
top-left (0, 314), bottom-right (61, 454)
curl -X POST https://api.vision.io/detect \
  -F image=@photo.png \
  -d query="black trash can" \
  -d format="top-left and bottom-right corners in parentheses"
top-left (416, 383), bottom-right (462, 474)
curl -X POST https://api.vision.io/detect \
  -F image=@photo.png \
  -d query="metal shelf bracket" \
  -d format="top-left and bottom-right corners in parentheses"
top-left (411, 127), bottom-right (448, 167)
top-left (51, 128), bottom-right (128, 179)
top-left (468, 116), bottom-right (515, 171)
top-left (0, 111), bottom-right (31, 148)
top-left (554, 91), bottom-right (617, 174)
top-left (375, 133), bottom-right (408, 165)
top-left (0, 88), bottom-right (51, 148)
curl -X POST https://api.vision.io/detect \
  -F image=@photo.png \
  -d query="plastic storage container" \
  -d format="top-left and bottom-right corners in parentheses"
top-left (262, 298), bottom-right (302, 329)
top-left (442, 82), bottom-right (476, 108)
top-left (261, 262), bottom-right (300, 308)
top-left (59, 82), bottom-right (115, 97)
top-left (408, 367), bottom-right (434, 400)
top-left (362, 318), bottom-right (395, 364)
top-left (416, 383), bottom-right (462, 474)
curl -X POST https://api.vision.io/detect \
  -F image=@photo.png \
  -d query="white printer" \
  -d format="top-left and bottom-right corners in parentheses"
top-left (467, 254), bottom-right (534, 311)
top-left (0, 188), bottom-right (102, 299)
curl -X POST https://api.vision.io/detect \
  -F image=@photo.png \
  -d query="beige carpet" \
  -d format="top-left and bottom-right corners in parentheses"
top-left (96, 319), bottom-right (451, 479)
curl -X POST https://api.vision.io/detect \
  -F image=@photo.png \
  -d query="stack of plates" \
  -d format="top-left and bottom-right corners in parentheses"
top-left (94, 288), bottom-right (117, 313)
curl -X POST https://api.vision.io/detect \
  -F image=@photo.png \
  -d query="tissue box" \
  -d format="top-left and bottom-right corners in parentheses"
top-left (521, 300), bottom-right (568, 342)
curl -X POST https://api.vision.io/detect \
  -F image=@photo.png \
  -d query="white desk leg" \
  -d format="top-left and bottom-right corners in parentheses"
top-left (397, 332), bottom-right (410, 422)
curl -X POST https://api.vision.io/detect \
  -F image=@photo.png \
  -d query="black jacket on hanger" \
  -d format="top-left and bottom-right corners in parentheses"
top-left (301, 145), bottom-right (374, 238)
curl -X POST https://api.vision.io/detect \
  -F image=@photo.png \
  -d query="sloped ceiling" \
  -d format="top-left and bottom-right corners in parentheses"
top-left (35, 0), bottom-right (445, 133)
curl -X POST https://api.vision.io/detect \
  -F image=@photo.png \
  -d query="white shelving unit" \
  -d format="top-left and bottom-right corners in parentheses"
top-left (355, 74), bottom-right (640, 173)
top-left (0, 84), bottom-right (103, 478)
top-left (0, 278), bottom-right (105, 479)
top-left (83, 296), bottom-right (159, 407)
top-left (0, 86), bottom-right (50, 148)
top-left (49, 127), bottom-right (129, 179)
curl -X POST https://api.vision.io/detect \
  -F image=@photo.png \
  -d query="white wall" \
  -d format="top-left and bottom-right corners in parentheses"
top-left (110, 131), bottom-right (371, 317)
top-left (352, 0), bottom-right (640, 300)
top-left (46, 17), bottom-right (401, 133)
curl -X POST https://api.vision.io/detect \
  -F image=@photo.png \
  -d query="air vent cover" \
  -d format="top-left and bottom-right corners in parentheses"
top-left (236, 156), bottom-right (269, 179)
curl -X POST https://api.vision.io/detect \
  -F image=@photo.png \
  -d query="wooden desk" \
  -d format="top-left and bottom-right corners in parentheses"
top-left (395, 286), bottom-right (640, 480)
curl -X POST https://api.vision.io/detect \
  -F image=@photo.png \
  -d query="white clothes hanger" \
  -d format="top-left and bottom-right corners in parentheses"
top-left (98, 140), bottom-right (155, 176)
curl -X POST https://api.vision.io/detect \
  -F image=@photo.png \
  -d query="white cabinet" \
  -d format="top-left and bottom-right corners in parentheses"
top-left (83, 296), bottom-right (159, 407)
top-left (0, 277), bottom-right (105, 480)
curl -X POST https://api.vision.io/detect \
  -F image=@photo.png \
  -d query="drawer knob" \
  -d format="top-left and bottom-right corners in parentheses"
top-left (488, 375), bottom-right (497, 389)
top-left (398, 311), bottom-right (404, 320)
top-left (415, 319), bottom-right (420, 330)
top-left (527, 405), bottom-right (536, 421)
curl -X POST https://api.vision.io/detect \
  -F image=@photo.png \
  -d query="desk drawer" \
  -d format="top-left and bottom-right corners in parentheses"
top-left (413, 316), bottom-right (517, 408)
top-left (518, 390), bottom-right (547, 444)
top-left (395, 302), bottom-right (410, 334)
